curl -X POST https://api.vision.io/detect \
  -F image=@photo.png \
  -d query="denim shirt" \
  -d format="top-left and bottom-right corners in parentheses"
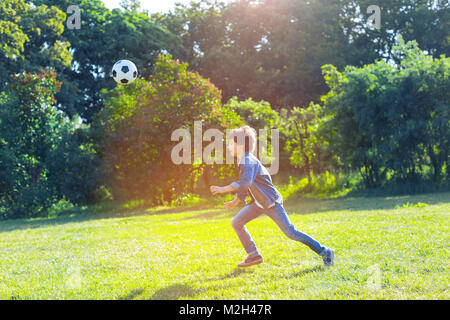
top-left (230, 152), bottom-right (283, 209)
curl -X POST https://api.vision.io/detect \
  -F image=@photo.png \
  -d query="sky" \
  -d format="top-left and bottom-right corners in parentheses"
top-left (102, 0), bottom-right (200, 13)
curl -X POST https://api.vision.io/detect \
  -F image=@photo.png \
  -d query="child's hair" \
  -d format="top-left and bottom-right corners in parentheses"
top-left (229, 125), bottom-right (257, 153)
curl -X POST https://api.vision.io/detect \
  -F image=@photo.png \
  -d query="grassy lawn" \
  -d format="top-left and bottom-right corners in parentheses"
top-left (0, 192), bottom-right (448, 299)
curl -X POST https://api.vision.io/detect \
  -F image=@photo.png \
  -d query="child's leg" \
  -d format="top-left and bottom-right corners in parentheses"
top-left (231, 203), bottom-right (265, 256)
top-left (266, 203), bottom-right (326, 255)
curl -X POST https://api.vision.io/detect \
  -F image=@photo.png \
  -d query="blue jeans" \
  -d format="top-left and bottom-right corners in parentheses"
top-left (231, 202), bottom-right (326, 256)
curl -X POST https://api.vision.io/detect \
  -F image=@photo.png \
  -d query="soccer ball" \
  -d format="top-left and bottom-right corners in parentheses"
top-left (111, 59), bottom-right (138, 84)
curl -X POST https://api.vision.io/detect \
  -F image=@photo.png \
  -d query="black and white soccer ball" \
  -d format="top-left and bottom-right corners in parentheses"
top-left (111, 60), bottom-right (138, 84)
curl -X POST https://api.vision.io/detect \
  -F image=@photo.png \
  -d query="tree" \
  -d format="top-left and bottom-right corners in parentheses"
top-left (0, 71), bottom-right (100, 218)
top-left (319, 37), bottom-right (449, 190)
top-left (1, 0), bottom-right (183, 122)
top-left (157, 0), bottom-right (449, 110)
top-left (0, 0), bottom-right (72, 90)
top-left (93, 54), bottom-right (242, 204)
top-left (281, 103), bottom-right (337, 190)
top-left (225, 96), bottom-right (292, 174)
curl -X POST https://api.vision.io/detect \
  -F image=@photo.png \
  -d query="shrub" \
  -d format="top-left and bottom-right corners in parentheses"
top-left (225, 96), bottom-right (293, 174)
top-left (93, 54), bottom-right (242, 205)
top-left (0, 71), bottom-right (100, 219)
top-left (320, 37), bottom-right (449, 190)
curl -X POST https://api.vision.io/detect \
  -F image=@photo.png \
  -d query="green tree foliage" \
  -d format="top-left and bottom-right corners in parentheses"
top-left (156, 0), bottom-right (274, 104)
top-left (280, 103), bottom-right (338, 190)
top-left (0, 71), bottom-right (100, 219)
top-left (0, 0), bottom-right (72, 88)
top-left (158, 0), bottom-right (449, 109)
top-left (93, 54), bottom-right (242, 204)
top-left (1, 0), bottom-right (182, 122)
top-left (226, 97), bottom-right (279, 129)
top-left (352, 0), bottom-right (449, 60)
top-left (319, 37), bottom-right (449, 190)
top-left (225, 96), bottom-right (292, 173)
top-left (50, 0), bottom-right (182, 121)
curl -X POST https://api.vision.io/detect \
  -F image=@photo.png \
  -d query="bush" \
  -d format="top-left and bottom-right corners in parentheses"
top-left (225, 96), bottom-right (293, 175)
top-left (320, 36), bottom-right (449, 189)
top-left (278, 170), bottom-right (357, 199)
top-left (0, 71), bottom-right (101, 219)
top-left (45, 117), bottom-right (102, 205)
top-left (93, 54), bottom-right (242, 205)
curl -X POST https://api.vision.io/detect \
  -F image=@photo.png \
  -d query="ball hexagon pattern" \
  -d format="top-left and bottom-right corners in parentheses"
top-left (112, 60), bottom-right (138, 84)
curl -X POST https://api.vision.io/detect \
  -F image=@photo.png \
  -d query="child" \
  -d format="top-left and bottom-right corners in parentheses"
top-left (210, 126), bottom-right (334, 268)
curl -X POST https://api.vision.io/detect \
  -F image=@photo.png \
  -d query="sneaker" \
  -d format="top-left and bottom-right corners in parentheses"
top-left (237, 254), bottom-right (263, 268)
top-left (321, 248), bottom-right (335, 267)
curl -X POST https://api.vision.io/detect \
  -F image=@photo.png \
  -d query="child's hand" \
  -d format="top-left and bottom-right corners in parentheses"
top-left (210, 185), bottom-right (224, 195)
top-left (224, 198), bottom-right (239, 209)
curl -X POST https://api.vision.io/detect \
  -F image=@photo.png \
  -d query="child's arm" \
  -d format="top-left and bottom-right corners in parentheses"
top-left (210, 184), bottom-right (237, 195)
top-left (210, 162), bottom-right (257, 196)
top-left (210, 185), bottom-right (247, 209)
top-left (224, 195), bottom-right (241, 209)
top-left (230, 162), bottom-right (257, 194)
top-left (210, 158), bottom-right (257, 210)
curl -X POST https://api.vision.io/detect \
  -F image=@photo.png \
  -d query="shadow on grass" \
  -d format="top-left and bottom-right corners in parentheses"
top-left (1, 191), bottom-right (448, 234)
top-left (145, 204), bottom-right (214, 216)
top-left (0, 201), bottom-right (224, 234)
top-left (204, 267), bottom-right (254, 282)
top-left (149, 283), bottom-right (200, 300)
top-left (119, 288), bottom-right (146, 300)
top-left (221, 267), bottom-right (254, 279)
top-left (283, 190), bottom-right (450, 215)
top-left (179, 209), bottom-right (234, 221)
top-left (102, 266), bottom-right (324, 300)
top-left (283, 265), bottom-right (325, 279)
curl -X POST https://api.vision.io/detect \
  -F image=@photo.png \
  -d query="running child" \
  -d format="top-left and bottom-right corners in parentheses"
top-left (210, 126), bottom-right (335, 268)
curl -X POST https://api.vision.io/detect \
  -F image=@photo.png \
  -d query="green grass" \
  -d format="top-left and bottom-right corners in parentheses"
top-left (0, 192), bottom-right (449, 299)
